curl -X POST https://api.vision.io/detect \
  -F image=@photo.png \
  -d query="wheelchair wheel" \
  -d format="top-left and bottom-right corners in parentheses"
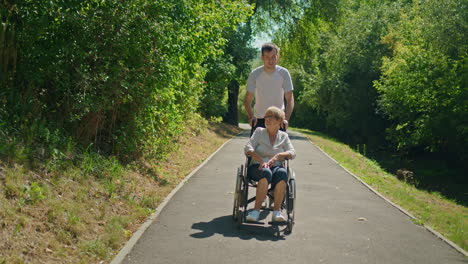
top-left (232, 165), bottom-right (243, 222)
top-left (286, 177), bottom-right (296, 233)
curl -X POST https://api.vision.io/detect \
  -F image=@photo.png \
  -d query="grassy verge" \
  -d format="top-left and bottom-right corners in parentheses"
top-left (293, 128), bottom-right (467, 252)
top-left (0, 121), bottom-right (241, 264)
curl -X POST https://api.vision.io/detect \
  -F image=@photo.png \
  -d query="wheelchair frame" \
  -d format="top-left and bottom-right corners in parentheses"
top-left (232, 157), bottom-right (296, 235)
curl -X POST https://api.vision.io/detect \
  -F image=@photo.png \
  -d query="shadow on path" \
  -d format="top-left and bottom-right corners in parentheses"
top-left (190, 215), bottom-right (287, 241)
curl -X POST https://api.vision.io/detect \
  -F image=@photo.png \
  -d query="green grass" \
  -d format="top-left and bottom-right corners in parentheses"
top-left (293, 127), bottom-right (468, 252)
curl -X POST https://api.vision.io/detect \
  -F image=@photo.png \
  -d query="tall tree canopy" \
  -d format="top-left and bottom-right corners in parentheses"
top-left (375, 0), bottom-right (468, 160)
top-left (275, 0), bottom-right (467, 164)
top-left (200, 0), bottom-right (311, 125)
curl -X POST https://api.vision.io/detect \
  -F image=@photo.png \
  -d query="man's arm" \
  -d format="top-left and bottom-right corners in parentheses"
top-left (244, 91), bottom-right (256, 127)
top-left (284, 91), bottom-right (295, 128)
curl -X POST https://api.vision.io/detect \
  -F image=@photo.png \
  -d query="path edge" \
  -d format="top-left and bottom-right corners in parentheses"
top-left (299, 132), bottom-right (468, 257)
top-left (110, 132), bottom-right (242, 264)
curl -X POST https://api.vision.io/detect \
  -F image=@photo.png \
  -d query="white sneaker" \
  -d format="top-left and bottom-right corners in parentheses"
top-left (272, 210), bottom-right (286, 222)
top-left (246, 210), bottom-right (260, 222)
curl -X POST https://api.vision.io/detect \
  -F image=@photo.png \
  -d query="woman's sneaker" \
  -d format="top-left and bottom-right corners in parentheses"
top-left (246, 210), bottom-right (260, 222)
top-left (272, 210), bottom-right (286, 222)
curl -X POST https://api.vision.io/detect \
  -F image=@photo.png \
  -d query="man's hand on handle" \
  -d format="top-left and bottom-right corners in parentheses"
top-left (250, 117), bottom-right (258, 128)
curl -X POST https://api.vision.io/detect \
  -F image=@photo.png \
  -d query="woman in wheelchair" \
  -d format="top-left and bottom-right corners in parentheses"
top-left (244, 106), bottom-right (296, 222)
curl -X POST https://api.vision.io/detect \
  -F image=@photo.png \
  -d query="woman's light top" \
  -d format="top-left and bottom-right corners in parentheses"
top-left (244, 127), bottom-right (296, 166)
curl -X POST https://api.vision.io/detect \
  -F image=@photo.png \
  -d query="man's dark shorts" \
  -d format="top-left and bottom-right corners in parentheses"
top-left (250, 118), bottom-right (265, 136)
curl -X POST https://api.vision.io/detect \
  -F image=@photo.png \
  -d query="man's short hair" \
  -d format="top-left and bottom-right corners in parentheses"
top-left (261, 43), bottom-right (279, 56)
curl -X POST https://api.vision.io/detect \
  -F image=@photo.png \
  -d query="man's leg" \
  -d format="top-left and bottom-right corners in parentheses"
top-left (250, 118), bottom-right (265, 136)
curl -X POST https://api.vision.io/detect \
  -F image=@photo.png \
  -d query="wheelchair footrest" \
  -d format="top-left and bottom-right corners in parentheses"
top-left (268, 221), bottom-right (287, 226)
top-left (245, 220), bottom-right (265, 225)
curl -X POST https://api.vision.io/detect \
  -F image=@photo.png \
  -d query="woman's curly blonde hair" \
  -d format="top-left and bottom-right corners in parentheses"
top-left (265, 106), bottom-right (285, 123)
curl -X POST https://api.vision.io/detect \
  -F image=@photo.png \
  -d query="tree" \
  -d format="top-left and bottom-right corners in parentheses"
top-left (201, 0), bottom-right (311, 125)
top-left (0, 0), bottom-right (252, 159)
top-left (223, 23), bottom-right (257, 125)
top-left (277, 0), bottom-right (403, 147)
top-left (375, 0), bottom-right (468, 161)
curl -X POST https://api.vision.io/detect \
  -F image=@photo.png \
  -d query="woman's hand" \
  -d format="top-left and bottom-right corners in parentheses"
top-left (259, 161), bottom-right (270, 169)
top-left (258, 153), bottom-right (288, 169)
top-left (266, 155), bottom-right (279, 167)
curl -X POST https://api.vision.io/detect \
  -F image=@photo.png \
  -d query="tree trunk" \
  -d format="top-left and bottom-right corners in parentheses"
top-left (224, 79), bottom-right (239, 126)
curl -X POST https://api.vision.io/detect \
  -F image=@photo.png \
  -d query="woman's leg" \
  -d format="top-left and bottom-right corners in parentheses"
top-left (247, 164), bottom-right (272, 211)
top-left (254, 178), bottom-right (268, 211)
top-left (271, 167), bottom-right (288, 211)
top-left (273, 181), bottom-right (286, 211)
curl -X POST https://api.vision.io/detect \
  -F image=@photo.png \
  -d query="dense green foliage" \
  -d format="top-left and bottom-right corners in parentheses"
top-left (200, 23), bottom-right (256, 122)
top-left (276, 0), bottom-right (467, 164)
top-left (1, 1), bottom-right (252, 160)
top-left (375, 0), bottom-right (468, 158)
top-left (1, 0), bottom-right (466, 180)
top-left (199, 0), bottom-right (308, 125)
top-left (278, 0), bottom-right (399, 143)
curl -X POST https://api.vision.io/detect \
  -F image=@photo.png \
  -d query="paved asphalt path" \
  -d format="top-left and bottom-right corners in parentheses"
top-left (118, 128), bottom-right (466, 264)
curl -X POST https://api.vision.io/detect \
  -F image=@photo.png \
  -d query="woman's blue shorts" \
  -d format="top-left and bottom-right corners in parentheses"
top-left (247, 164), bottom-right (288, 187)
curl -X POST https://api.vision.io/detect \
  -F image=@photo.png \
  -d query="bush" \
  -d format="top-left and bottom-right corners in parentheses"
top-left (0, 0), bottom-right (252, 160)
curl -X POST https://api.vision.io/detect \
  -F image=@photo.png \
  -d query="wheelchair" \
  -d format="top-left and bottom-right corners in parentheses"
top-left (232, 156), bottom-right (296, 235)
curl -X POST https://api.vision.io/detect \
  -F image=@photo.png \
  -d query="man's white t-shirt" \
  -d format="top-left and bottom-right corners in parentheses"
top-left (246, 65), bottom-right (293, 118)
